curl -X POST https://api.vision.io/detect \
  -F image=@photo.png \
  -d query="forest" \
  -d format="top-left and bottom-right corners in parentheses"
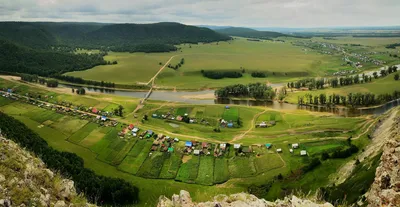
top-left (0, 112), bottom-right (139, 205)
top-left (0, 40), bottom-right (107, 77)
top-left (215, 83), bottom-right (276, 100)
top-left (201, 70), bottom-right (243, 79)
top-left (0, 22), bottom-right (230, 53)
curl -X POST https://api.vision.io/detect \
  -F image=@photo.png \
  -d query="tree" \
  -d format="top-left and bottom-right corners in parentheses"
top-left (46, 79), bottom-right (58, 88)
top-left (76, 88), bottom-right (86, 95)
top-left (72, 88), bottom-right (75, 93)
top-left (118, 105), bottom-right (124, 117)
top-left (395, 73), bottom-right (400, 81)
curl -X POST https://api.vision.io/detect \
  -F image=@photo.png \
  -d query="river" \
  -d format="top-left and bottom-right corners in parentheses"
top-left (59, 83), bottom-right (400, 117)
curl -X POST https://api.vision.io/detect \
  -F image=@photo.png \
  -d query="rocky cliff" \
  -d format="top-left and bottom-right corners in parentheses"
top-left (157, 190), bottom-right (333, 207)
top-left (367, 114), bottom-right (400, 206)
top-left (0, 136), bottom-right (94, 207)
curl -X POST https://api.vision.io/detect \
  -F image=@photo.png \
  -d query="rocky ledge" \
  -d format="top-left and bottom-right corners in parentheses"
top-left (367, 115), bottom-right (400, 207)
top-left (0, 136), bottom-right (94, 207)
top-left (157, 190), bottom-right (333, 207)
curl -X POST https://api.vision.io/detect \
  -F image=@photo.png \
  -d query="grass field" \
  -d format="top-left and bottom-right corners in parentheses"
top-left (0, 77), bottom-right (380, 207)
top-left (64, 38), bottom-right (354, 89)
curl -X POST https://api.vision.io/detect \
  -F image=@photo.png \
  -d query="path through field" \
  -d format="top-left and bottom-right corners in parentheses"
top-left (230, 109), bottom-right (268, 142)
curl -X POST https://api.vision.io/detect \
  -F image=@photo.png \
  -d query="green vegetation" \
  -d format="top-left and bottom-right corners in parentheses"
top-left (215, 27), bottom-right (288, 39)
top-left (176, 156), bottom-right (200, 183)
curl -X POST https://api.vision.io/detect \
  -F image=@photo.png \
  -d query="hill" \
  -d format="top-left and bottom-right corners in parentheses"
top-left (0, 22), bottom-right (231, 52)
top-left (0, 39), bottom-right (106, 76)
top-left (215, 27), bottom-right (288, 39)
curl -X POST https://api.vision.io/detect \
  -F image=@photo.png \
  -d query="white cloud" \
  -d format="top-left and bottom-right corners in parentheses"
top-left (0, 0), bottom-right (399, 27)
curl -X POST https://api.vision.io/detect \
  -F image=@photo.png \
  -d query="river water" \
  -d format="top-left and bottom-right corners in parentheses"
top-left (60, 83), bottom-right (400, 117)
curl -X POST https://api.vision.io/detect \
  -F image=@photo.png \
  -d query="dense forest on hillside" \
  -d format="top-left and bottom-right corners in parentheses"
top-left (215, 27), bottom-right (288, 39)
top-left (0, 22), bottom-right (230, 52)
top-left (0, 112), bottom-right (139, 205)
top-left (0, 40), bottom-right (107, 76)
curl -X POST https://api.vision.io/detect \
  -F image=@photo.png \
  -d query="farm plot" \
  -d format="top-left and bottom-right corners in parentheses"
top-left (24, 108), bottom-right (64, 123)
top-left (68, 123), bottom-right (99, 144)
top-left (302, 141), bottom-right (346, 156)
top-left (0, 97), bottom-right (14, 106)
top-left (195, 156), bottom-right (215, 185)
top-left (213, 158), bottom-right (230, 184)
top-left (136, 152), bottom-right (168, 178)
top-left (254, 154), bottom-right (284, 174)
top-left (175, 107), bottom-right (193, 116)
top-left (51, 116), bottom-right (88, 136)
top-left (228, 156), bottom-right (257, 178)
top-left (222, 108), bottom-right (239, 122)
top-left (159, 153), bottom-right (182, 179)
top-left (175, 155), bottom-right (200, 183)
top-left (79, 129), bottom-right (107, 148)
top-left (118, 140), bottom-right (153, 175)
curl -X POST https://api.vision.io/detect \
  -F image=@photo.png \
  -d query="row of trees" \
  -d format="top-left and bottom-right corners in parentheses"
top-left (288, 66), bottom-right (398, 90)
top-left (201, 70), bottom-right (243, 79)
top-left (54, 75), bottom-right (116, 88)
top-left (21, 74), bottom-right (59, 88)
top-left (0, 112), bottom-right (139, 205)
top-left (167, 58), bottom-right (185, 70)
top-left (251, 72), bottom-right (267, 78)
top-left (215, 83), bottom-right (276, 100)
top-left (287, 78), bottom-right (325, 90)
top-left (298, 91), bottom-right (400, 107)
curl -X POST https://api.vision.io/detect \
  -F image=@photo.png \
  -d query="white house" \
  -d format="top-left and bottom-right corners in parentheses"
top-left (220, 143), bottom-right (227, 149)
top-left (132, 127), bottom-right (139, 133)
top-left (233, 144), bottom-right (241, 149)
top-left (292, 143), bottom-right (299, 149)
top-left (276, 148), bottom-right (282, 153)
top-left (193, 150), bottom-right (200, 155)
top-left (300, 150), bottom-right (307, 156)
top-left (289, 149), bottom-right (293, 153)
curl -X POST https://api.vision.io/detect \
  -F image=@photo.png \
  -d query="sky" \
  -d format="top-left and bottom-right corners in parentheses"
top-left (0, 0), bottom-right (399, 28)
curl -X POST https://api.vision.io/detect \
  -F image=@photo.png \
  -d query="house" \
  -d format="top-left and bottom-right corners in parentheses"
top-left (259, 121), bottom-right (267, 128)
top-left (189, 119), bottom-right (194, 123)
top-left (202, 142), bottom-right (209, 148)
top-left (265, 143), bottom-right (272, 149)
top-left (92, 108), bottom-right (98, 114)
top-left (168, 147), bottom-right (174, 153)
top-left (129, 124), bottom-right (134, 130)
top-left (227, 123), bottom-right (234, 128)
top-left (176, 116), bottom-right (183, 121)
top-left (153, 140), bottom-right (160, 146)
top-left (289, 149), bottom-right (293, 153)
top-left (147, 130), bottom-right (154, 136)
top-left (174, 138), bottom-right (179, 142)
top-left (300, 150), bottom-right (307, 156)
top-left (233, 144), bottom-right (241, 149)
top-left (193, 150), bottom-right (200, 155)
top-left (276, 148), bottom-right (282, 153)
top-left (184, 113), bottom-right (188, 116)
top-left (152, 114), bottom-right (158, 118)
top-left (220, 143), bottom-right (227, 150)
top-left (101, 116), bottom-right (107, 121)
top-left (151, 146), bottom-right (158, 151)
top-left (292, 143), bottom-right (299, 149)
top-left (185, 141), bottom-right (193, 147)
top-left (132, 127), bottom-right (139, 133)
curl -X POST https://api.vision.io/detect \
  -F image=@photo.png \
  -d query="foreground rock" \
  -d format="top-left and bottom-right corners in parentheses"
top-left (367, 115), bottom-right (400, 206)
top-left (0, 136), bottom-right (95, 206)
top-left (158, 190), bottom-right (333, 207)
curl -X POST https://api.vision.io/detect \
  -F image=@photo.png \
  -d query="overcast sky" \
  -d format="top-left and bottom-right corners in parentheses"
top-left (0, 0), bottom-right (399, 28)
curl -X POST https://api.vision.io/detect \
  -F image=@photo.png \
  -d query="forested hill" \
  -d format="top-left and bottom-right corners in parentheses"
top-left (0, 39), bottom-right (106, 76)
top-left (0, 22), bottom-right (230, 52)
top-left (215, 27), bottom-right (288, 39)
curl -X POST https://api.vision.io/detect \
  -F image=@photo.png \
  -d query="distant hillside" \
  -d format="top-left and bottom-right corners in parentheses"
top-left (0, 22), bottom-right (230, 52)
top-left (215, 27), bottom-right (288, 39)
top-left (0, 39), bottom-right (106, 76)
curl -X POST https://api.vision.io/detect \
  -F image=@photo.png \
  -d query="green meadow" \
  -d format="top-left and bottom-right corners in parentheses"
top-left (65, 38), bottom-right (349, 89)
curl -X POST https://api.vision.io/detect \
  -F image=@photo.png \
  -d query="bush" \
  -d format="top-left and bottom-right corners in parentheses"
top-left (202, 70), bottom-right (243, 79)
top-left (251, 72), bottom-right (267, 78)
top-left (395, 73), bottom-right (399, 81)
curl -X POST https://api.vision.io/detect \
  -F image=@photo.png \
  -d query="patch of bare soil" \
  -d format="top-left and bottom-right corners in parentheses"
top-left (182, 155), bottom-right (192, 163)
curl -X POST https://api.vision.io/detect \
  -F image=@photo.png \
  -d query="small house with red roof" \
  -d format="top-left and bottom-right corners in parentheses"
top-left (129, 124), bottom-right (134, 130)
top-left (92, 108), bottom-right (98, 114)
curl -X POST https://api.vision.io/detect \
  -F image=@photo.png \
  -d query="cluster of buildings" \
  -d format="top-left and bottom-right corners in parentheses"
top-left (276, 143), bottom-right (307, 156)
